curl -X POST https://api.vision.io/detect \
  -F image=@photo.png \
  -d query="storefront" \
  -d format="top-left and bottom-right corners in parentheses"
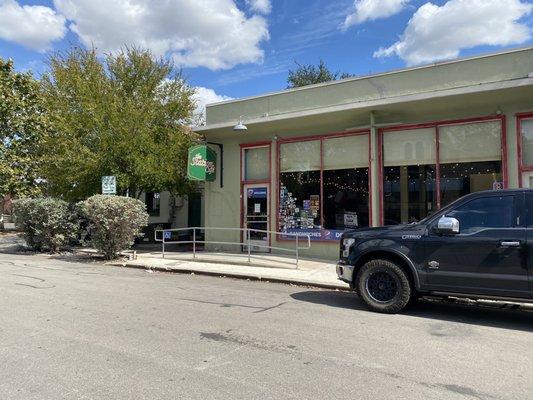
top-left (195, 47), bottom-right (533, 260)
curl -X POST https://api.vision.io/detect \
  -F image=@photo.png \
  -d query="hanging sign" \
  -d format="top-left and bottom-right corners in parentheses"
top-left (187, 145), bottom-right (217, 182)
top-left (101, 176), bottom-right (116, 195)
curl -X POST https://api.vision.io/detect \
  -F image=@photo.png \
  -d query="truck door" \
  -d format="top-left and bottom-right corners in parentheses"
top-left (424, 193), bottom-right (529, 297)
top-left (525, 192), bottom-right (533, 297)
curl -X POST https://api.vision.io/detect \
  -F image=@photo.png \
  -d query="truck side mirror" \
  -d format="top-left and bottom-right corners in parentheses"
top-left (436, 216), bottom-right (460, 234)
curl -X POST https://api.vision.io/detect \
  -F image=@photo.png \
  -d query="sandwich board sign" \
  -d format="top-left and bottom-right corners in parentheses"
top-left (187, 145), bottom-right (217, 182)
top-left (102, 176), bottom-right (117, 195)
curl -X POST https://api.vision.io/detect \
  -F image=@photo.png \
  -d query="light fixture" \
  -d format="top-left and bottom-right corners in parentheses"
top-left (233, 116), bottom-right (247, 132)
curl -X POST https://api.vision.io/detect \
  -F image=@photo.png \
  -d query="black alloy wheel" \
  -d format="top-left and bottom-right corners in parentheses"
top-left (355, 259), bottom-right (412, 313)
top-left (365, 271), bottom-right (399, 303)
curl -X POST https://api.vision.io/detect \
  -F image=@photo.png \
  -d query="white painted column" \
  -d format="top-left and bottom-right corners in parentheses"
top-left (370, 111), bottom-right (380, 226)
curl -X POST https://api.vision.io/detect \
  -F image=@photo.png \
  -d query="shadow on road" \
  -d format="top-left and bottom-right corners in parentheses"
top-left (290, 290), bottom-right (533, 332)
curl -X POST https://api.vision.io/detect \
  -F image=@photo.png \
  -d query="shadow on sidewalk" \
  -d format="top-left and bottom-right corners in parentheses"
top-left (290, 290), bottom-right (533, 333)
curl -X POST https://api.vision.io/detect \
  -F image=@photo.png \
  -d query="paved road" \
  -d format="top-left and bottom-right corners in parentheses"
top-left (0, 252), bottom-right (532, 400)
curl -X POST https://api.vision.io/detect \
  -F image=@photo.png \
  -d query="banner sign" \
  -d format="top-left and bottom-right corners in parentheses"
top-left (187, 145), bottom-right (217, 182)
top-left (247, 187), bottom-right (267, 198)
top-left (101, 176), bottom-right (116, 195)
top-left (280, 228), bottom-right (346, 241)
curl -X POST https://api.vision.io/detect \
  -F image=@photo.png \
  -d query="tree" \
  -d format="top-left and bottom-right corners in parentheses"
top-left (40, 47), bottom-right (199, 201)
top-left (287, 60), bottom-right (355, 88)
top-left (0, 58), bottom-right (50, 208)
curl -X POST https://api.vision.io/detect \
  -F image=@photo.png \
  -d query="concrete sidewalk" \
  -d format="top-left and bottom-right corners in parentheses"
top-left (109, 251), bottom-right (349, 289)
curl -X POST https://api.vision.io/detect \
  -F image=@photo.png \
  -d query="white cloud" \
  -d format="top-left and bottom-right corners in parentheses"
top-left (342, 0), bottom-right (410, 29)
top-left (192, 86), bottom-right (233, 122)
top-left (53, 0), bottom-right (270, 70)
top-left (374, 0), bottom-right (533, 66)
top-left (0, 0), bottom-right (66, 51)
top-left (247, 0), bottom-right (272, 14)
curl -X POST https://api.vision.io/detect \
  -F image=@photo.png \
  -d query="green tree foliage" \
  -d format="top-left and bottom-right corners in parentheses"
top-left (41, 47), bottom-right (199, 201)
top-left (0, 59), bottom-right (50, 202)
top-left (287, 59), bottom-right (355, 88)
top-left (79, 195), bottom-right (148, 259)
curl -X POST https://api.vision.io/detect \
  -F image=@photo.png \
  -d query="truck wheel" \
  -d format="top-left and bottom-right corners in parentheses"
top-left (355, 259), bottom-right (411, 314)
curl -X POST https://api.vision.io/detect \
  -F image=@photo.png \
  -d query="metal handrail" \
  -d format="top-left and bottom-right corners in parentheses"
top-left (154, 227), bottom-right (311, 268)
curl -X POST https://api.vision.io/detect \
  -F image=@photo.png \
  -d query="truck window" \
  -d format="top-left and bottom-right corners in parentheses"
top-left (446, 195), bottom-right (515, 234)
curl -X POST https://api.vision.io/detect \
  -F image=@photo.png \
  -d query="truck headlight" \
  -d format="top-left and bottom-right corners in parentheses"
top-left (343, 238), bottom-right (355, 248)
top-left (342, 238), bottom-right (355, 258)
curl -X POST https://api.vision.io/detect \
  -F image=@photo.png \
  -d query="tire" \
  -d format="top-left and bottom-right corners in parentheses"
top-left (355, 259), bottom-right (411, 314)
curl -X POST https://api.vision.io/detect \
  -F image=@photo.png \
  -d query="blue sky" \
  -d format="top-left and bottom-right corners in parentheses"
top-left (1, 0), bottom-right (533, 113)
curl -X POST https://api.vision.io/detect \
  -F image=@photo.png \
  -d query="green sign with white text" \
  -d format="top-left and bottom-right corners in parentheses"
top-left (187, 145), bottom-right (217, 182)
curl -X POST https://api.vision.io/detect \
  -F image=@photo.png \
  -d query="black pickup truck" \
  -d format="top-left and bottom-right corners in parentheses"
top-left (337, 189), bottom-right (533, 313)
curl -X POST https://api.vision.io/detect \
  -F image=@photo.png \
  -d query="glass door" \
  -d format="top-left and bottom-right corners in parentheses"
top-left (243, 185), bottom-right (269, 252)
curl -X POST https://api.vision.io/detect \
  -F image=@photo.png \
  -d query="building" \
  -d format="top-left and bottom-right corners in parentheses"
top-left (194, 47), bottom-right (533, 260)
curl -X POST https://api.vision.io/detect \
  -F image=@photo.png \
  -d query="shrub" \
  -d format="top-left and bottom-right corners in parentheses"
top-left (12, 197), bottom-right (79, 252)
top-left (79, 195), bottom-right (148, 260)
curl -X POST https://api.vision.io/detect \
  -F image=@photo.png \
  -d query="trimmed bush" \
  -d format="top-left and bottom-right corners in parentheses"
top-left (12, 197), bottom-right (79, 252)
top-left (79, 195), bottom-right (148, 260)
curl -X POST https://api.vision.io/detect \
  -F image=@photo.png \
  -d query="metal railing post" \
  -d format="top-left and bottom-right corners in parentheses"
top-left (247, 228), bottom-right (251, 263)
top-left (193, 228), bottom-right (196, 259)
top-left (295, 235), bottom-right (299, 269)
top-left (162, 231), bottom-right (165, 259)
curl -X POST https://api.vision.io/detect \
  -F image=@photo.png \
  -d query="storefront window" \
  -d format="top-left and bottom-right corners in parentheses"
top-left (279, 140), bottom-right (321, 237)
top-left (520, 119), bottom-right (533, 166)
top-left (279, 135), bottom-right (369, 240)
top-left (323, 135), bottom-right (369, 229)
top-left (244, 146), bottom-right (269, 181)
top-left (279, 171), bottom-right (321, 230)
top-left (383, 128), bottom-right (436, 224)
top-left (439, 121), bottom-right (502, 206)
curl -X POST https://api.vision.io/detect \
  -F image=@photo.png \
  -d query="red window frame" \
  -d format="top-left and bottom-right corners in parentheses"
top-left (240, 142), bottom-right (272, 242)
top-left (378, 115), bottom-right (508, 225)
top-left (516, 112), bottom-right (533, 187)
top-left (275, 129), bottom-right (371, 243)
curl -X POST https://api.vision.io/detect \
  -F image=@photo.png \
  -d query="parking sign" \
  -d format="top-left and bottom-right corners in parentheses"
top-left (102, 176), bottom-right (117, 195)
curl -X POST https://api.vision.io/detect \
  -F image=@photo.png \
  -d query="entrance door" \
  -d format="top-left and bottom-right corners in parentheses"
top-left (188, 192), bottom-right (202, 228)
top-left (243, 185), bottom-right (269, 252)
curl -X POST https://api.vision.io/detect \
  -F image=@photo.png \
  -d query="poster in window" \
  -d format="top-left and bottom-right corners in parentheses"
top-left (343, 212), bottom-right (358, 228)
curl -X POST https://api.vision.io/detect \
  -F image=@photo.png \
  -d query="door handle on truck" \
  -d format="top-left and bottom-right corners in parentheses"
top-left (500, 241), bottom-right (521, 247)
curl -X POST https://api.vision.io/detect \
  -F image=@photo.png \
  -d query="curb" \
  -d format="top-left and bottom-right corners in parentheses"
top-left (110, 261), bottom-right (348, 290)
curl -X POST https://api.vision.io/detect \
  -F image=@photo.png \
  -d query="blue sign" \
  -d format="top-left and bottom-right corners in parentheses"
top-left (247, 187), bottom-right (267, 198)
top-left (164, 231), bottom-right (172, 240)
top-left (280, 228), bottom-right (346, 241)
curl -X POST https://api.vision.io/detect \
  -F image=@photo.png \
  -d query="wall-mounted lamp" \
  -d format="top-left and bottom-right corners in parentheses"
top-left (233, 116), bottom-right (248, 132)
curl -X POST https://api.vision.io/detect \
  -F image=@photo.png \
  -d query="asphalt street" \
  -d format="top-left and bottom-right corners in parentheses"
top-left (0, 252), bottom-right (532, 400)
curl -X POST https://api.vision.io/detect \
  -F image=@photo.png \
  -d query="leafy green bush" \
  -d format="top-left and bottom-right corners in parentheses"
top-left (79, 195), bottom-right (148, 260)
top-left (12, 198), bottom-right (78, 252)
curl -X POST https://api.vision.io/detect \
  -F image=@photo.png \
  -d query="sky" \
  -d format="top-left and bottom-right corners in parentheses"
top-left (1, 0), bottom-right (533, 118)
